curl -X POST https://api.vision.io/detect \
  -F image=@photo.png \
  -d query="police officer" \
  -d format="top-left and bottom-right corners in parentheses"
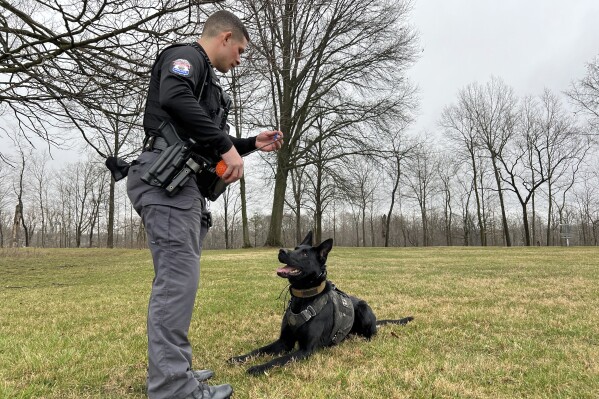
top-left (127, 10), bottom-right (283, 399)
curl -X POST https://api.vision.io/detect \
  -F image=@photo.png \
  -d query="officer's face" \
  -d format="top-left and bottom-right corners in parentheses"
top-left (216, 33), bottom-right (248, 73)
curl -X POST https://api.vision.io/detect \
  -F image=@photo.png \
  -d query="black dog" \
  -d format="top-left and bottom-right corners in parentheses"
top-left (228, 231), bottom-right (413, 375)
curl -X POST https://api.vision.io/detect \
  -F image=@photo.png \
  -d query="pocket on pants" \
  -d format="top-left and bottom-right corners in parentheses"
top-left (142, 195), bottom-right (201, 248)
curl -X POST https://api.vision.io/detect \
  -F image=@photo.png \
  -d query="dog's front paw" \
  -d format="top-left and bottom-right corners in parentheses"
top-left (247, 365), bottom-right (269, 376)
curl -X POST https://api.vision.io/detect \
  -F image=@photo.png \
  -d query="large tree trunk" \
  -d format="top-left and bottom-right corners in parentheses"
top-left (421, 206), bottom-right (428, 247)
top-left (239, 177), bottom-right (251, 248)
top-left (314, 165), bottom-right (323, 244)
top-left (361, 204), bottom-right (367, 247)
top-left (16, 155), bottom-right (29, 247)
top-left (229, 67), bottom-right (252, 249)
top-left (107, 178), bottom-right (115, 248)
top-left (0, 210), bottom-right (4, 247)
top-left (265, 149), bottom-right (290, 247)
top-left (11, 203), bottom-right (22, 248)
top-left (224, 192), bottom-right (230, 249)
top-left (385, 157), bottom-right (401, 247)
top-left (546, 181), bottom-right (554, 246)
top-left (491, 154), bottom-right (511, 246)
top-left (521, 203), bottom-right (531, 246)
top-left (444, 186), bottom-right (452, 246)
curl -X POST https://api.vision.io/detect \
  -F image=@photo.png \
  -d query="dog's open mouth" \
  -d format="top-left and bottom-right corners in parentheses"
top-left (276, 265), bottom-right (302, 278)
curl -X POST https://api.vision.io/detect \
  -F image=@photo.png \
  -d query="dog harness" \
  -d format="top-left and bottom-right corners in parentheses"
top-left (284, 284), bottom-right (355, 345)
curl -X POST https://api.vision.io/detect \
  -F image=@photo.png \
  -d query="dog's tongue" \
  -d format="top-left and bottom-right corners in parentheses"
top-left (277, 265), bottom-right (297, 277)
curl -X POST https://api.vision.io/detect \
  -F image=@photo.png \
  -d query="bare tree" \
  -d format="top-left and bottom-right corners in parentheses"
top-left (574, 175), bottom-right (599, 245)
top-left (341, 157), bottom-right (379, 247)
top-left (1, 0), bottom-right (229, 248)
top-left (402, 140), bottom-right (439, 246)
top-left (249, 212), bottom-right (267, 248)
top-left (550, 157), bottom-right (584, 245)
top-left (0, 0), bottom-right (216, 151)
top-left (222, 184), bottom-right (242, 249)
top-left (216, 29), bottom-right (267, 248)
top-left (228, 65), bottom-right (255, 248)
top-left (55, 171), bottom-right (72, 247)
top-left (382, 131), bottom-right (415, 247)
top-left (238, 0), bottom-right (419, 246)
top-left (437, 154), bottom-right (460, 246)
top-left (497, 95), bottom-right (547, 246)
top-left (536, 91), bottom-right (590, 245)
top-left (53, 159), bottom-right (98, 247)
top-left (88, 165), bottom-right (109, 248)
top-left (29, 153), bottom-right (50, 247)
top-left (455, 165), bottom-right (476, 245)
top-left (0, 160), bottom-right (10, 246)
top-left (441, 98), bottom-right (488, 245)
top-left (10, 200), bottom-right (22, 248)
top-left (497, 91), bottom-right (591, 246)
top-left (299, 115), bottom-right (363, 244)
top-left (567, 56), bottom-right (599, 134)
top-left (458, 77), bottom-right (518, 246)
top-left (73, 162), bottom-right (94, 248)
top-left (11, 150), bottom-right (28, 247)
top-left (287, 165), bottom-right (308, 244)
top-left (66, 88), bottom-right (145, 247)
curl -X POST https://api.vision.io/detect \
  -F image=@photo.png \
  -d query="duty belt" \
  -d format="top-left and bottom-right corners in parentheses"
top-left (143, 135), bottom-right (169, 152)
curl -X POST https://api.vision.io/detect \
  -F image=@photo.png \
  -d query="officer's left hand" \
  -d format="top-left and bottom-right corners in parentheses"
top-left (256, 130), bottom-right (284, 152)
top-left (220, 146), bottom-right (244, 184)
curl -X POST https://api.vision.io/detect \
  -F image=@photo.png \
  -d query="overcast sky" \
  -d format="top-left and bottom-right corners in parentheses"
top-left (5, 1), bottom-right (599, 165)
top-left (407, 0), bottom-right (599, 135)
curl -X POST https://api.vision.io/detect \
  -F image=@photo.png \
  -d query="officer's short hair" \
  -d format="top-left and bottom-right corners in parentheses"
top-left (202, 10), bottom-right (250, 43)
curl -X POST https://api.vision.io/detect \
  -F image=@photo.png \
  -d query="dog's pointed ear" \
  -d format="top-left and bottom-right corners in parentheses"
top-left (317, 239), bottom-right (333, 260)
top-left (301, 231), bottom-right (313, 246)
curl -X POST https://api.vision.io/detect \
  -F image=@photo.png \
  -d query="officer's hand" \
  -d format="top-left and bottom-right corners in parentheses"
top-left (256, 130), bottom-right (284, 152)
top-left (220, 146), bottom-right (244, 184)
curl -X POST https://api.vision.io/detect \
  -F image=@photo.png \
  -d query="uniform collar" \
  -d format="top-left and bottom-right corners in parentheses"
top-left (189, 42), bottom-right (214, 69)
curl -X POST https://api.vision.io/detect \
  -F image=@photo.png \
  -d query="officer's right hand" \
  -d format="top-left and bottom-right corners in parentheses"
top-left (220, 146), bottom-right (244, 184)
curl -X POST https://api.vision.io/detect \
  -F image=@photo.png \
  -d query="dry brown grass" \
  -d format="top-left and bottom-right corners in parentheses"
top-left (1, 246), bottom-right (598, 398)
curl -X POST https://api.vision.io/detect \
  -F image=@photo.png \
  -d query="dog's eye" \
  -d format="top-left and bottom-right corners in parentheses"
top-left (302, 250), bottom-right (308, 257)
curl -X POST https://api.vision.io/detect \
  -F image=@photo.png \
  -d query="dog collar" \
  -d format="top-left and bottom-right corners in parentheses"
top-left (290, 281), bottom-right (327, 298)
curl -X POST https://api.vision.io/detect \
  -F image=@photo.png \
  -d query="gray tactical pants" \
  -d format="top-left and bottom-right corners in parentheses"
top-left (127, 150), bottom-right (210, 399)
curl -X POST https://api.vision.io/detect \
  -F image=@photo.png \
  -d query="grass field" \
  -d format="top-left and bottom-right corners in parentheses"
top-left (0, 246), bottom-right (598, 399)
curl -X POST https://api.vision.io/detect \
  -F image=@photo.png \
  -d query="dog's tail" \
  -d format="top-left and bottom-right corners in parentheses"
top-left (376, 316), bottom-right (414, 327)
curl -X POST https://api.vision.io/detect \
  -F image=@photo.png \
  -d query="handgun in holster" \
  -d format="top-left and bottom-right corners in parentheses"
top-left (141, 121), bottom-right (203, 197)
top-left (141, 121), bottom-right (229, 200)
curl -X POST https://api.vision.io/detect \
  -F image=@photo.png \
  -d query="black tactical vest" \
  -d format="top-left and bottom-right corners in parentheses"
top-left (284, 287), bottom-right (355, 345)
top-left (188, 42), bottom-right (232, 134)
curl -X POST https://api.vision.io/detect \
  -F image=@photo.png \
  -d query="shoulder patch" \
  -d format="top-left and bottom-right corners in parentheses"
top-left (170, 59), bottom-right (192, 77)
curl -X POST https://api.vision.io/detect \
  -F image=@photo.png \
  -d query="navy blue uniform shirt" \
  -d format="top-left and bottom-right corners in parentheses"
top-left (143, 44), bottom-right (255, 157)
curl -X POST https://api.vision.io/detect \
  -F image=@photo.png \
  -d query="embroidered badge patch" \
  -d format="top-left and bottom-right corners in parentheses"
top-left (170, 59), bottom-right (192, 77)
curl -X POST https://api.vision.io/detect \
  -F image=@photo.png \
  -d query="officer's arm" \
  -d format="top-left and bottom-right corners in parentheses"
top-left (229, 136), bottom-right (257, 156)
top-left (158, 47), bottom-right (233, 154)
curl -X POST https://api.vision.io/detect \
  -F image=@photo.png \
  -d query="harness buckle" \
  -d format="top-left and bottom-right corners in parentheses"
top-left (300, 305), bottom-right (317, 322)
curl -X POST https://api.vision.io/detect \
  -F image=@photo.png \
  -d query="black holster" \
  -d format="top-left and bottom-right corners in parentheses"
top-left (141, 121), bottom-right (229, 200)
top-left (141, 121), bottom-right (202, 197)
